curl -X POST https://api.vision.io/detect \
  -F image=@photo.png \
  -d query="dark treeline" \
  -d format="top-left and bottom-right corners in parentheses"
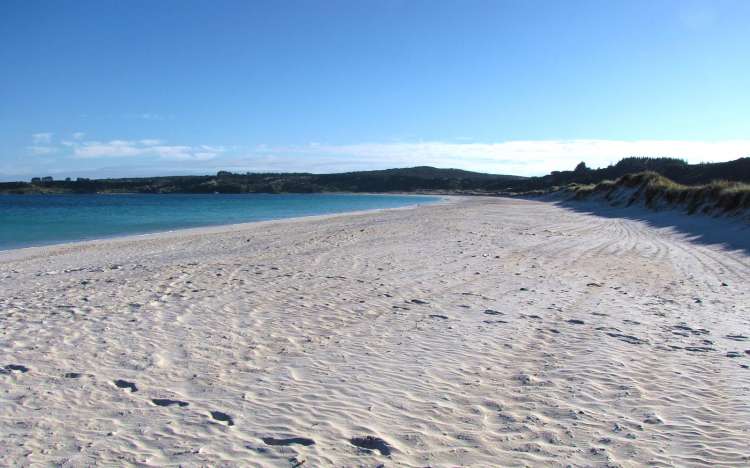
top-left (0, 167), bottom-right (524, 194)
top-left (511, 157), bottom-right (750, 191)
top-left (2, 157), bottom-right (749, 195)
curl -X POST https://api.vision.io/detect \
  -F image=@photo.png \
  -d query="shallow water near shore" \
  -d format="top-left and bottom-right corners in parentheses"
top-left (0, 193), bottom-right (439, 250)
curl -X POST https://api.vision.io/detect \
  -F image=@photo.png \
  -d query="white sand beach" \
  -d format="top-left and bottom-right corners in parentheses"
top-left (1, 197), bottom-right (749, 467)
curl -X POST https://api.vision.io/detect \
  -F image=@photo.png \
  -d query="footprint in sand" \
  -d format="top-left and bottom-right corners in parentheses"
top-left (726, 334), bottom-right (748, 341)
top-left (262, 437), bottom-right (315, 446)
top-left (113, 379), bottom-right (138, 392)
top-left (210, 410), bottom-right (234, 426)
top-left (606, 333), bottom-right (647, 345)
top-left (4, 364), bottom-right (30, 373)
top-left (350, 436), bottom-right (392, 456)
top-left (643, 413), bottom-right (663, 424)
top-left (152, 399), bottom-right (189, 407)
top-left (671, 324), bottom-right (710, 336)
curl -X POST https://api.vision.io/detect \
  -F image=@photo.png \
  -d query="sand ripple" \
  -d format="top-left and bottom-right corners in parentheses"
top-left (2, 198), bottom-right (749, 466)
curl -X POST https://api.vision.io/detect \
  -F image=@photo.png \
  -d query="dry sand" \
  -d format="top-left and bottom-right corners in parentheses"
top-left (1, 197), bottom-right (749, 467)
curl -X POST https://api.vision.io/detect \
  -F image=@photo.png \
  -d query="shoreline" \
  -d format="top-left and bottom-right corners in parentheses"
top-left (2, 196), bottom-right (748, 466)
top-left (0, 194), bottom-right (454, 257)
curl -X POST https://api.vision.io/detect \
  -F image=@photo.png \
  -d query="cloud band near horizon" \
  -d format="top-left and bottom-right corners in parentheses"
top-left (241, 139), bottom-right (750, 175)
top-left (14, 136), bottom-right (750, 179)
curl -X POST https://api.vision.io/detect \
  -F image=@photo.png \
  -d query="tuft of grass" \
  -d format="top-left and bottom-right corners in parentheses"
top-left (567, 171), bottom-right (750, 216)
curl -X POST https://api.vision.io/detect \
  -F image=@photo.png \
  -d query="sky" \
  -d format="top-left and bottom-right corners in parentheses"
top-left (1, 0), bottom-right (749, 181)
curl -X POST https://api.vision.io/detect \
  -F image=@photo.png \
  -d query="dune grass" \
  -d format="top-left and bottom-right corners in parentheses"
top-left (567, 171), bottom-right (750, 216)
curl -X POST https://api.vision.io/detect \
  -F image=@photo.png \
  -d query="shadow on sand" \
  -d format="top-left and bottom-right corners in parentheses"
top-left (533, 196), bottom-right (750, 257)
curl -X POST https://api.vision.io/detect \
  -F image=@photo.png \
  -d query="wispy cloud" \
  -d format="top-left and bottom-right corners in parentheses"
top-left (29, 133), bottom-right (225, 161)
top-left (27, 146), bottom-right (58, 156)
top-left (11, 137), bottom-right (750, 179)
top-left (242, 140), bottom-right (750, 175)
top-left (122, 113), bottom-right (173, 121)
top-left (71, 139), bottom-right (225, 160)
top-left (27, 132), bottom-right (57, 155)
top-left (31, 133), bottom-right (53, 144)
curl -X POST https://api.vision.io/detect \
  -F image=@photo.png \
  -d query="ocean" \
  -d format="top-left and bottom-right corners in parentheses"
top-left (0, 193), bottom-right (439, 250)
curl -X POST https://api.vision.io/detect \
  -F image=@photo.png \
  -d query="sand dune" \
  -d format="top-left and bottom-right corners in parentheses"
top-left (2, 197), bottom-right (749, 467)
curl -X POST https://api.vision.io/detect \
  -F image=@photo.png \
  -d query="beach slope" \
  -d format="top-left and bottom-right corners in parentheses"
top-left (1, 197), bottom-right (749, 467)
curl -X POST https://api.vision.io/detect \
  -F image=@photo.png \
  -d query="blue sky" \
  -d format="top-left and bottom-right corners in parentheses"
top-left (1, 0), bottom-right (749, 180)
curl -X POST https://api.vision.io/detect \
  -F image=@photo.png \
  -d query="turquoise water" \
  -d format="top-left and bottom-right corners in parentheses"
top-left (0, 193), bottom-right (439, 250)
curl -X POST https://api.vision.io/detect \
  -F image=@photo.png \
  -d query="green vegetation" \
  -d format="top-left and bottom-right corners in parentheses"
top-left (0, 167), bottom-right (525, 195)
top-left (2, 157), bottom-right (749, 211)
top-left (566, 171), bottom-right (750, 215)
top-left (510, 157), bottom-right (750, 192)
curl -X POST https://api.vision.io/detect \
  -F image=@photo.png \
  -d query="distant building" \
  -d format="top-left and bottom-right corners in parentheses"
top-left (31, 177), bottom-right (41, 183)
top-left (41, 176), bottom-right (53, 182)
top-left (76, 177), bottom-right (90, 182)
top-left (65, 177), bottom-right (71, 182)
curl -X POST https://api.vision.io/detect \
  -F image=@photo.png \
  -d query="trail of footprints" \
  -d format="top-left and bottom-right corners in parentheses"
top-left (4, 285), bottom-right (748, 429)
top-left (3, 364), bottom-right (396, 457)
top-left (2, 200), bottom-right (749, 466)
top-left (409, 292), bottom-right (750, 365)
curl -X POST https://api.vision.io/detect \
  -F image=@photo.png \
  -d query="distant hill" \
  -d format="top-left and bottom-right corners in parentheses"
top-left (311, 166), bottom-right (523, 193)
top-left (0, 166), bottom-right (525, 194)
top-left (2, 158), bottom-right (749, 195)
top-left (338, 166), bottom-right (507, 180)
